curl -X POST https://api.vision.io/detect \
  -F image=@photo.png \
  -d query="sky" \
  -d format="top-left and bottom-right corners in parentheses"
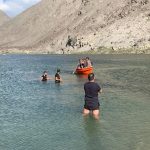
top-left (0, 0), bottom-right (41, 17)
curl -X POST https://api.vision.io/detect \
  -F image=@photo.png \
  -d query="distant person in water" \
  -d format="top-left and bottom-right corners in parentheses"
top-left (77, 57), bottom-right (92, 69)
top-left (77, 59), bottom-right (85, 69)
top-left (85, 57), bottom-right (93, 67)
top-left (83, 73), bottom-right (102, 119)
top-left (55, 69), bottom-right (62, 83)
top-left (41, 71), bottom-right (51, 81)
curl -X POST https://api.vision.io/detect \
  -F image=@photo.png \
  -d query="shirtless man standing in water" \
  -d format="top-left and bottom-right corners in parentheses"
top-left (83, 73), bottom-right (102, 119)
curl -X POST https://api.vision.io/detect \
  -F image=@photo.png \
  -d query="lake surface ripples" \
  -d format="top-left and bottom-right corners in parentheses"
top-left (0, 54), bottom-right (150, 150)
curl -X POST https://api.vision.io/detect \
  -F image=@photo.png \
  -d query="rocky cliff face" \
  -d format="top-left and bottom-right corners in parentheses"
top-left (0, 0), bottom-right (150, 54)
top-left (0, 10), bottom-right (10, 26)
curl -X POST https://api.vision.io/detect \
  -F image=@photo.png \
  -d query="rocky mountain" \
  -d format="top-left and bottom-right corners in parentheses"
top-left (0, 0), bottom-right (150, 54)
top-left (0, 10), bottom-right (10, 26)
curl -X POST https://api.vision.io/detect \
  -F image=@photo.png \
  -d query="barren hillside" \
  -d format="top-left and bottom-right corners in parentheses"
top-left (0, 10), bottom-right (10, 26)
top-left (0, 0), bottom-right (150, 54)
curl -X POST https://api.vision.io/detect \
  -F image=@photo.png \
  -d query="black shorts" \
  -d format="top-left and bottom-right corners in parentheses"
top-left (84, 102), bottom-right (100, 111)
top-left (55, 80), bottom-right (60, 83)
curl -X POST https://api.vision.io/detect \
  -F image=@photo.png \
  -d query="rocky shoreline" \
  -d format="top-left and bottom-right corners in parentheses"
top-left (0, 47), bottom-right (150, 55)
top-left (0, 0), bottom-right (150, 55)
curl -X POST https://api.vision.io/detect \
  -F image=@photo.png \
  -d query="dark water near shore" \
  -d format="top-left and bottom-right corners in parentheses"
top-left (0, 54), bottom-right (150, 150)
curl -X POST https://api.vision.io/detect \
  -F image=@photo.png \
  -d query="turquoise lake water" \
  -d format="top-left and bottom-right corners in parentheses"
top-left (0, 54), bottom-right (150, 150)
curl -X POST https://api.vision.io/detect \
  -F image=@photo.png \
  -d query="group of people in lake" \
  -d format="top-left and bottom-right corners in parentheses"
top-left (41, 57), bottom-right (102, 119)
top-left (77, 57), bottom-right (93, 69)
top-left (41, 69), bottom-right (62, 83)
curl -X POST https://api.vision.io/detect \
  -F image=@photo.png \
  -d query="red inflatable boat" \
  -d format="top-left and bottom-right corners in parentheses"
top-left (75, 67), bottom-right (93, 74)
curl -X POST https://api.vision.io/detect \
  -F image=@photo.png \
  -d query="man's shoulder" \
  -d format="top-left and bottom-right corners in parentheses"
top-left (95, 82), bottom-right (100, 86)
top-left (84, 82), bottom-right (97, 86)
top-left (84, 82), bottom-right (90, 87)
top-left (92, 82), bottom-right (100, 88)
top-left (84, 82), bottom-right (88, 86)
top-left (94, 82), bottom-right (99, 85)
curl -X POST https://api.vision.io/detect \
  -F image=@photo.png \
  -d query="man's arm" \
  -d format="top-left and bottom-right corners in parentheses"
top-left (99, 88), bottom-right (102, 93)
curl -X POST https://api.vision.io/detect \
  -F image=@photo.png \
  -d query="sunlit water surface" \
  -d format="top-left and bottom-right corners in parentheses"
top-left (0, 54), bottom-right (150, 150)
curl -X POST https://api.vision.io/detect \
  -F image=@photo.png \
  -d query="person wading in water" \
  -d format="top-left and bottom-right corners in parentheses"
top-left (41, 71), bottom-right (51, 81)
top-left (83, 73), bottom-right (102, 119)
top-left (55, 69), bottom-right (63, 83)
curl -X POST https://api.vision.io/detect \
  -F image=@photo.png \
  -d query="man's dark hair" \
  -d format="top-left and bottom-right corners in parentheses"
top-left (88, 73), bottom-right (94, 81)
top-left (43, 71), bottom-right (47, 74)
top-left (57, 69), bottom-right (60, 73)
